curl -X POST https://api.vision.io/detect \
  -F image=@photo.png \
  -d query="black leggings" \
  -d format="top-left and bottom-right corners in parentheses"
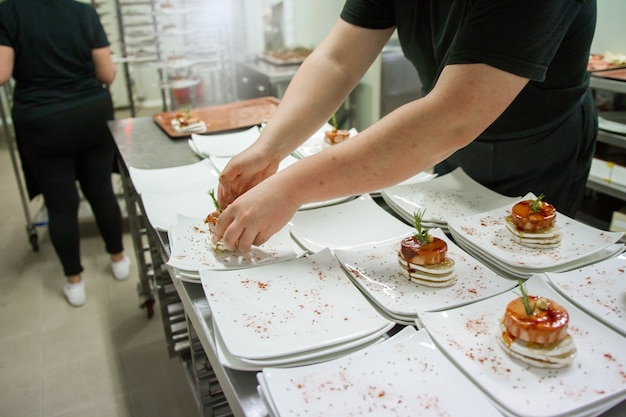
top-left (15, 95), bottom-right (123, 276)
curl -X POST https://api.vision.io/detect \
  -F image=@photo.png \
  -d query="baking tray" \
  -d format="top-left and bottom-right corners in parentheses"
top-left (590, 68), bottom-right (626, 81)
top-left (153, 96), bottom-right (280, 139)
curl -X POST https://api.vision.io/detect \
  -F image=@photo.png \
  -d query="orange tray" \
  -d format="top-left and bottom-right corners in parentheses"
top-left (590, 68), bottom-right (626, 81)
top-left (153, 96), bottom-right (280, 139)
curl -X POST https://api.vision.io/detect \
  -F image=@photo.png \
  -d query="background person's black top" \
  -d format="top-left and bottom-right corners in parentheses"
top-left (0, 0), bottom-right (110, 124)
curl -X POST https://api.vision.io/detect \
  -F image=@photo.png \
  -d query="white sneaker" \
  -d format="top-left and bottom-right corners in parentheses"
top-left (111, 256), bottom-right (130, 281)
top-left (64, 281), bottom-right (85, 307)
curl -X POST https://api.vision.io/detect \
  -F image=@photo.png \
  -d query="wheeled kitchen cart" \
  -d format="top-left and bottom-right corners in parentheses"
top-left (0, 83), bottom-right (46, 251)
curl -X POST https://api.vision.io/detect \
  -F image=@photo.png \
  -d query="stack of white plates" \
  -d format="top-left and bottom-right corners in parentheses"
top-left (447, 193), bottom-right (625, 279)
top-left (380, 167), bottom-right (520, 231)
top-left (199, 249), bottom-right (395, 370)
top-left (256, 326), bottom-right (503, 417)
top-left (418, 274), bottom-right (626, 417)
top-left (128, 159), bottom-right (220, 231)
top-left (334, 228), bottom-right (517, 324)
top-left (167, 214), bottom-right (304, 282)
top-left (189, 126), bottom-right (260, 158)
top-left (546, 254), bottom-right (626, 337)
top-left (289, 194), bottom-right (415, 254)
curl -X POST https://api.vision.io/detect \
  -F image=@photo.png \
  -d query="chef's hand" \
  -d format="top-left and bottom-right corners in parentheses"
top-left (217, 144), bottom-right (280, 209)
top-left (211, 176), bottom-right (300, 252)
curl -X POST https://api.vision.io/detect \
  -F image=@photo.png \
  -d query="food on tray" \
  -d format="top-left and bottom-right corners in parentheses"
top-left (588, 51), bottom-right (626, 71)
top-left (496, 281), bottom-right (576, 368)
top-left (504, 194), bottom-right (562, 248)
top-left (397, 209), bottom-right (456, 287)
top-left (324, 114), bottom-right (351, 145)
top-left (170, 107), bottom-right (207, 133)
top-left (261, 46), bottom-right (312, 64)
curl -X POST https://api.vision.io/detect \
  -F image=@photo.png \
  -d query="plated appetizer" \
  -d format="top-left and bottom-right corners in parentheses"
top-left (397, 210), bottom-right (456, 287)
top-left (504, 194), bottom-right (562, 248)
top-left (205, 189), bottom-right (222, 249)
top-left (324, 114), bottom-right (350, 145)
top-left (171, 107), bottom-right (207, 133)
top-left (496, 281), bottom-right (576, 368)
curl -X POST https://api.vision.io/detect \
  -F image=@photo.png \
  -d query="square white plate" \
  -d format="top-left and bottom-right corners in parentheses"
top-left (200, 249), bottom-right (394, 360)
top-left (418, 274), bottom-right (626, 417)
top-left (167, 214), bottom-right (301, 271)
top-left (546, 254), bottom-right (626, 336)
top-left (334, 228), bottom-right (517, 317)
top-left (259, 326), bottom-right (502, 417)
top-left (191, 126), bottom-right (260, 157)
top-left (380, 167), bottom-right (520, 223)
top-left (446, 193), bottom-right (624, 271)
top-left (140, 188), bottom-right (217, 231)
top-left (128, 159), bottom-right (219, 194)
top-left (289, 194), bottom-right (414, 253)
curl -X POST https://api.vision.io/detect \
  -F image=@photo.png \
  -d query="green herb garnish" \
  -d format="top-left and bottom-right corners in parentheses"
top-left (412, 209), bottom-right (430, 246)
top-left (330, 114), bottom-right (338, 132)
top-left (530, 194), bottom-right (545, 213)
top-left (518, 279), bottom-right (535, 315)
top-left (208, 188), bottom-right (222, 212)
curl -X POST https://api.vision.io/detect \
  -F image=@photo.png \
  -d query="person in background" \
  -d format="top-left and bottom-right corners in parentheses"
top-left (0, 0), bottom-right (130, 307)
top-left (213, 0), bottom-right (598, 252)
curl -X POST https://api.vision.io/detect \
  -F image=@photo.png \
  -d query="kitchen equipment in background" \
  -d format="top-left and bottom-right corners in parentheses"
top-left (380, 42), bottom-right (422, 117)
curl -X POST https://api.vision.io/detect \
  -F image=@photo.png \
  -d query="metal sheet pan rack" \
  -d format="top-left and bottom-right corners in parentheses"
top-left (0, 83), bottom-right (46, 251)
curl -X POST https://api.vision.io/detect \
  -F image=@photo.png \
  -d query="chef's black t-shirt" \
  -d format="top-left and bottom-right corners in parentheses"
top-left (341, 0), bottom-right (597, 139)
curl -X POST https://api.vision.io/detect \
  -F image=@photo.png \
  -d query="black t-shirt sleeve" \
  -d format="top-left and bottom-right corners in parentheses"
top-left (448, 0), bottom-right (585, 82)
top-left (340, 0), bottom-right (396, 29)
top-left (86, 5), bottom-right (110, 49)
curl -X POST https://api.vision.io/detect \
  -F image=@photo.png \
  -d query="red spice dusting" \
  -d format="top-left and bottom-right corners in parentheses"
top-left (604, 353), bottom-right (616, 362)
top-left (257, 281), bottom-right (268, 289)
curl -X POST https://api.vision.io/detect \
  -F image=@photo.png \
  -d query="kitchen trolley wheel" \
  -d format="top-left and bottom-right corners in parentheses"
top-left (28, 226), bottom-right (39, 252)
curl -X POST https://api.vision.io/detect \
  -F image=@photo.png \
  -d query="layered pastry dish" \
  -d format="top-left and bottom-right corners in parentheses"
top-left (504, 194), bottom-right (562, 248)
top-left (397, 210), bottom-right (456, 287)
top-left (496, 281), bottom-right (576, 368)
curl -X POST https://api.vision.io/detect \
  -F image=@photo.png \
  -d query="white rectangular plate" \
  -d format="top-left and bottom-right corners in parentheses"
top-left (447, 193), bottom-right (623, 271)
top-left (259, 326), bottom-right (502, 417)
top-left (200, 249), bottom-right (394, 359)
top-left (334, 228), bottom-right (517, 317)
top-left (418, 274), bottom-right (626, 417)
top-left (167, 214), bottom-right (301, 271)
top-left (546, 254), bottom-right (626, 336)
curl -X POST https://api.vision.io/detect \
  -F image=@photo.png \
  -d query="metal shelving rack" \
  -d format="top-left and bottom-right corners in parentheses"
top-left (0, 84), bottom-right (45, 251)
top-left (111, 0), bottom-right (244, 115)
top-left (582, 75), bottom-right (626, 231)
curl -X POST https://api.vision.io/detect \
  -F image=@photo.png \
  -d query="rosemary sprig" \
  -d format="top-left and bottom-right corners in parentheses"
top-left (530, 194), bottom-right (545, 213)
top-left (208, 188), bottom-right (222, 212)
top-left (518, 279), bottom-right (535, 315)
top-left (330, 114), bottom-right (338, 132)
top-left (412, 209), bottom-right (430, 246)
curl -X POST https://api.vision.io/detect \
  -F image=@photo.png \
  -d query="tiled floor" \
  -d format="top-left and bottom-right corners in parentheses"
top-left (0, 108), bottom-right (200, 417)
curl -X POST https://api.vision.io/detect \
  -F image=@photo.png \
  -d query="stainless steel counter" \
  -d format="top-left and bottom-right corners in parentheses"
top-left (109, 116), bottom-right (267, 417)
top-left (109, 115), bottom-right (626, 417)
